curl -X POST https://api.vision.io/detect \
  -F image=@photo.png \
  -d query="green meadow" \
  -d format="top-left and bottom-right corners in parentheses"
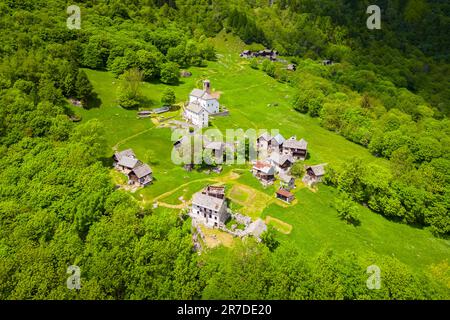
top-left (69, 33), bottom-right (450, 274)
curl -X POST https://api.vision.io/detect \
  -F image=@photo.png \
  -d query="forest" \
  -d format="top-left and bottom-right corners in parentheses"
top-left (0, 0), bottom-right (449, 299)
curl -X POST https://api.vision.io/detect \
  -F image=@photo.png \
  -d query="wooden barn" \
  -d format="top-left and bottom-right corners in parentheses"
top-left (276, 188), bottom-right (295, 203)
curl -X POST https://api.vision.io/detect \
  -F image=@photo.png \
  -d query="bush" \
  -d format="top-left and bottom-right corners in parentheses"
top-left (290, 162), bottom-right (305, 177)
top-left (161, 88), bottom-right (176, 106)
top-left (335, 193), bottom-right (361, 226)
top-left (250, 58), bottom-right (259, 69)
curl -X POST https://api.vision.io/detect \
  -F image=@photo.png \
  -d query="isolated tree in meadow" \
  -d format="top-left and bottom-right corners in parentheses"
top-left (161, 88), bottom-right (176, 106)
top-left (123, 68), bottom-right (143, 97)
top-left (118, 68), bottom-right (143, 109)
top-left (76, 70), bottom-right (93, 105)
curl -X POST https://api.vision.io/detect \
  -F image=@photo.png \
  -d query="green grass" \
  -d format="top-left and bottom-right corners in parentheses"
top-left (262, 185), bottom-right (450, 271)
top-left (74, 32), bottom-right (449, 274)
top-left (162, 180), bottom-right (215, 205)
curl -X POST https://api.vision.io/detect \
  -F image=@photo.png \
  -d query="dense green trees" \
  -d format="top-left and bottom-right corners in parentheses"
top-left (325, 157), bottom-right (449, 236)
top-left (199, 241), bottom-right (447, 300)
top-left (160, 62), bottom-right (180, 84)
top-left (0, 0), bottom-right (448, 300)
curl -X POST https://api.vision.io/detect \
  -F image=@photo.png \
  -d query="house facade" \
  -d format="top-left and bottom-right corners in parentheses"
top-left (279, 171), bottom-right (296, 191)
top-left (269, 152), bottom-right (294, 173)
top-left (269, 133), bottom-right (286, 153)
top-left (191, 192), bottom-right (229, 228)
top-left (303, 164), bottom-right (326, 186)
top-left (204, 141), bottom-right (225, 164)
top-left (184, 102), bottom-right (209, 128)
top-left (113, 149), bottom-right (140, 173)
top-left (276, 188), bottom-right (295, 203)
top-left (257, 132), bottom-right (271, 151)
top-left (282, 137), bottom-right (308, 160)
top-left (129, 163), bottom-right (153, 186)
top-left (252, 161), bottom-right (276, 186)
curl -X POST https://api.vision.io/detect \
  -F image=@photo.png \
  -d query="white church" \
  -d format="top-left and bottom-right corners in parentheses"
top-left (184, 80), bottom-right (220, 128)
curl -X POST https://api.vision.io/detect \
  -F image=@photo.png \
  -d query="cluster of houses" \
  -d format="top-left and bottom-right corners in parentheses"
top-left (240, 49), bottom-right (296, 71)
top-left (113, 149), bottom-right (153, 187)
top-left (252, 132), bottom-right (326, 203)
top-left (183, 80), bottom-right (221, 128)
top-left (240, 49), bottom-right (278, 61)
top-left (173, 132), bottom-right (234, 170)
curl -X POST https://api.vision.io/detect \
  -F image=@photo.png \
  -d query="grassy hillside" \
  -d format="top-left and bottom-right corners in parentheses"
top-left (69, 33), bottom-right (450, 275)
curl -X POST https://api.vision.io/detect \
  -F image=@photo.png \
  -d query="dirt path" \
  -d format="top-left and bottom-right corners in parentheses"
top-left (112, 127), bottom-right (155, 151)
top-left (157, 200), bottom-right (192, 209)
top-left (152, 178), bottom-right (217, 203)
top-left (152, 171), bottom-right (240, 202)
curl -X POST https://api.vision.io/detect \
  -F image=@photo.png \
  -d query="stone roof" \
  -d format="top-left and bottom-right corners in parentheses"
top-left (174, 135), bottom-right (189, 148)
top-left (283, 137), bottom-right (307, 150)
top-left (271, 133), bottom-right (285, 145)
top-left (186, 102), bottom-right (205, 114)
top-left (190, 88), bottom-right (205, 98)
top-left (114, 149), bottom-right (136, 161)
top-left (192, 192), bottom-right (225, 211)
top-left (190, 89), bottom-right (216, 101)
top-left (132, 163), bottom-right (152, 178)
top-left (279, 171), bottom-right (294, 183)
top-left (269, 152), bottom-right (294, 166)
top-left (257, 132), bottom-right (271, 141)
top-left (253, 161), bottom-right (275, 175)
top-left (306, 164), bottom-right (326, 177)
top-left (202, 92), bottom-right (215, 100)
top-left (204, 141), bottom-right (224, 151)
top-left (118, 156), bottom-right (140, 169)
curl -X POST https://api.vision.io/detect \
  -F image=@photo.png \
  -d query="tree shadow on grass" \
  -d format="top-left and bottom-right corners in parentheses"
top-left (169, 105), bottom-right (181, 112)
top-left (99, 156), bottom-right (114, 168)
top-left (138, 96), bottom-right (157, 109)
top-left (85, 92), bottom-right (102, 109)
